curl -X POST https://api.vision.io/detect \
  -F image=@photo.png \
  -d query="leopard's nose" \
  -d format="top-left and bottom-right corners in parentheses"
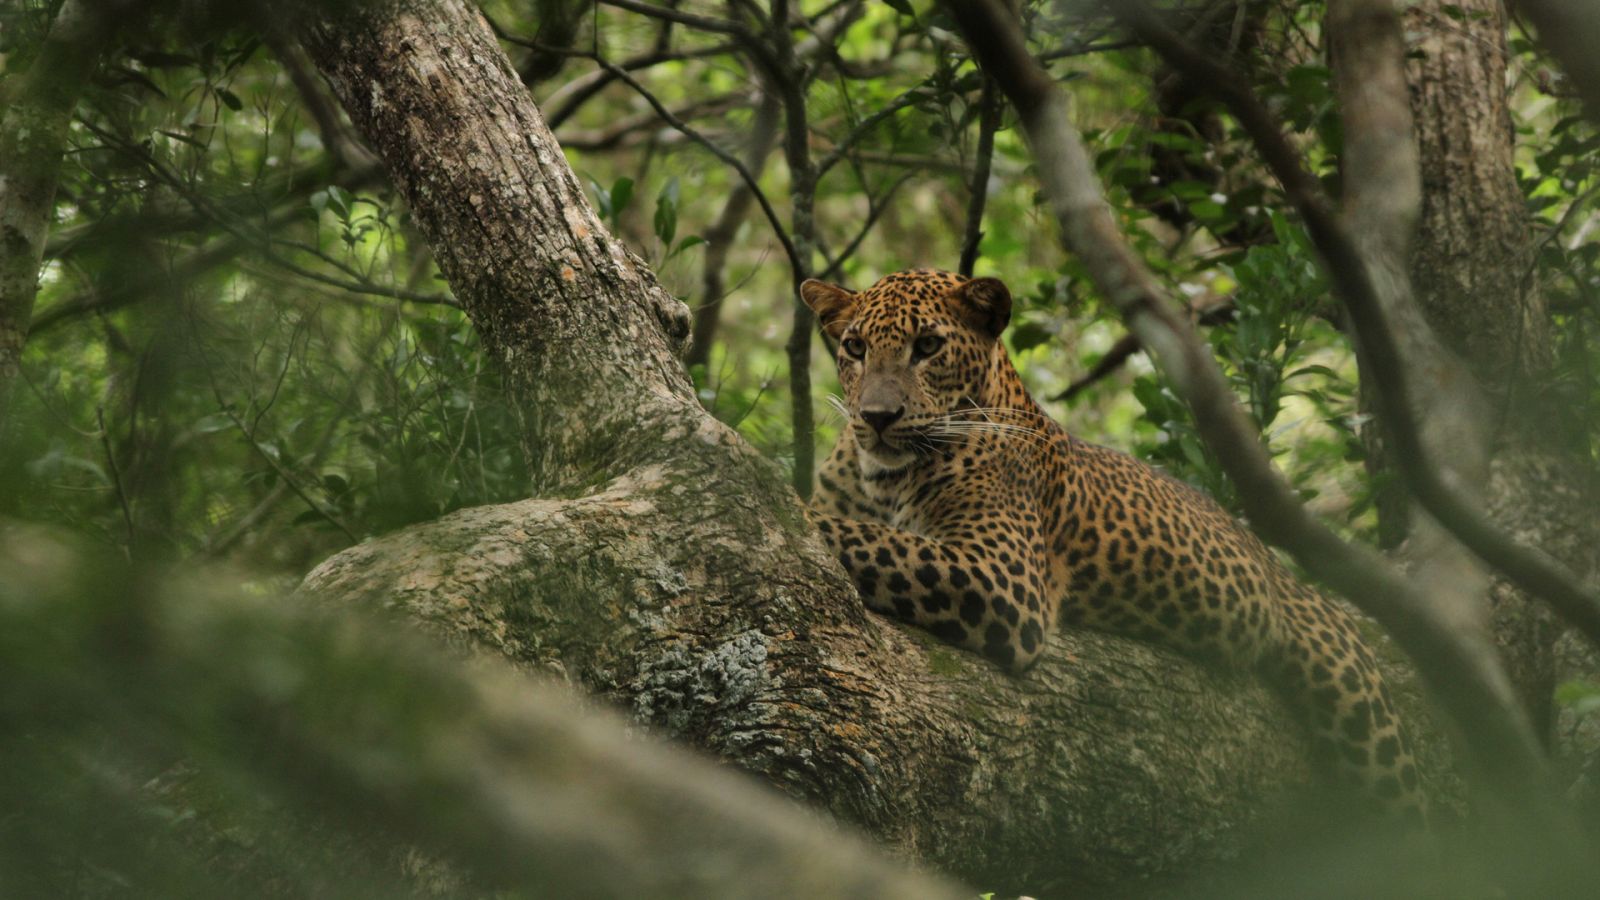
top-left (860, 407), bottom-right (904, 435)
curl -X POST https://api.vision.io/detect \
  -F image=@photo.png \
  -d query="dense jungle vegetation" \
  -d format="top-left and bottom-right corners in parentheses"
top-left (3, 0), bottom-right (1599, 895)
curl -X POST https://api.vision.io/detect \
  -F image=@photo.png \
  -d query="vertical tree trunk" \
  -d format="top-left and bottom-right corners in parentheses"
top-left (1401, 0), bottom-right (1600, 738)
top-left (0, 0), bottom-right (108, 425)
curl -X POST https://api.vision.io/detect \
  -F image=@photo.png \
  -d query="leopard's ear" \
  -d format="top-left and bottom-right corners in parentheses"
top-left (800, 279), bottom-right (858, 340)
top-left (953, 277), bottom-right (1011, 339)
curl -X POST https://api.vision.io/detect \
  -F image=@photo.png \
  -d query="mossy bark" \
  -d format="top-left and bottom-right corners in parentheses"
top-left (299, 0), bottom-right (1438, 891)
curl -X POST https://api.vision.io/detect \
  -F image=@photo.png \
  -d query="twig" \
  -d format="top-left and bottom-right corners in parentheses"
top-left (813, 88), bottom-right (927, 179)
top-left (598, 0), bottom-right (765, 47)
top-left (555, 93), bottom-right (747, 152)
top-left (539, 43), bottom-right (740, 129)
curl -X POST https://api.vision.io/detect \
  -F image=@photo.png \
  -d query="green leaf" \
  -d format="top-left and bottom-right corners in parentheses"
top-left (192, 413), bottom-right (235, 435)
top-left (1008, 320), bottom-right (1053, 352)
top-left (215, 87), bottom-right (243, 111)
top-left (325, 186), bottom-right (352, 221)
top-left (654, 176), bottom-right (680, 246)
top-left (665, 235), bottom-right (705, 261)
top-left (883, 0), bottom-right (915, 17)
top-left (609, 177), bottom-right (635, 223)
top-left (587, 176), bottom-right (612, 219)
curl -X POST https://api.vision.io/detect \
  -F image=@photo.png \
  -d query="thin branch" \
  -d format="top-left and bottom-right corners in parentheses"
top-left (1052, 300), bottom-right (1235, 402)
top-left (259, 245), bottom-right (459, 306)
top-left (96, 405), bottom-right (135, 560)
top-left (1116, 0), bottom-right (1600, 663)
top-left (688, 92), bottom-right (784, 368)
top-left (586, 56), bottom-right (803, 277)
top-left (555, 93), bottom-right (747, 152)
top-left (817, 171), bottom-right (915, 281)
top-left (215, 394), bottom-right (358, 543)
top-left (539, 43), bottom-right (740, 129)
top-left (958, 78), bottom-right (1002, 277)
top-left (1038, 37), bottom-right (1140, 61)
top-left (770, 2), bottom-right (820, 497)
top-left (258, 23), bottom-right (377, 171)
top-left (813, 88), bottom-right (927, 179)
top-left (598, 0), bottom-right (765, 47)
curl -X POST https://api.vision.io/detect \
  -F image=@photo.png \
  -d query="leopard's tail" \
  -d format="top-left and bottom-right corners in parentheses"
top-left (1268, 582), bottom-right (1428, 827)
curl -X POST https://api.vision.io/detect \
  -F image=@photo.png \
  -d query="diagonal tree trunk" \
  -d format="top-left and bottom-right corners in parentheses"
top-left (291, 0), bottom-right (1412, 891)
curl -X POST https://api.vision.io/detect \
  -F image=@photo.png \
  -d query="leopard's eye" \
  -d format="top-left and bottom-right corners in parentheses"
top-left (841, 336), bottom-right (867, 359)
top-left (912, 334), bottom-right (945, 359)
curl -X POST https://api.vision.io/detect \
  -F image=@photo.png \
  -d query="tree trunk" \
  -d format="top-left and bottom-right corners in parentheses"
top-left (0, 0), bottom-right (108, 425)
top-left (294, 0), bottom-right (1409, 891)
top-left (1401, 0), bottom-right (1600, 741)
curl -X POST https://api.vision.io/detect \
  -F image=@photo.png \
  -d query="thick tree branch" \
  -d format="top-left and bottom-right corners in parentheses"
top-left (299, 480), bottom-right (1328, 894)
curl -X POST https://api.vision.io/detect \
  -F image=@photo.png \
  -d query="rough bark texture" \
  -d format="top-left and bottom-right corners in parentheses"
top-left (306, 0), bottom-right (698, 494)
top-left (291, 0), bottom-right (1400, 891)
top-left (1402, 0), bottom-right (1600, 740)
top-left (300, 483), bottom-right (1327, 894)
top-left (0, 0), bottom-right (108, 424)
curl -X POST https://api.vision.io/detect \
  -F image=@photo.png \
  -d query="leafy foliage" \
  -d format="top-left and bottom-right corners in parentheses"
top-left (3, 0), bottom-right (1600, 894)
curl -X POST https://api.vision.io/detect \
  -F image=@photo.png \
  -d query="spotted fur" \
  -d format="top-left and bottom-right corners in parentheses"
top-left (802, 268), bottom-right (1424, 821)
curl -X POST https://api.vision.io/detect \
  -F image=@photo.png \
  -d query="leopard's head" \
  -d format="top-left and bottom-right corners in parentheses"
top-left (801, 269), bottom-right (1012, 474)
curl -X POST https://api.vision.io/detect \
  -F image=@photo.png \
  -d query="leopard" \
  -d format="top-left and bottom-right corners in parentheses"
top-left (801, 267), bottom-right (1425, 822)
